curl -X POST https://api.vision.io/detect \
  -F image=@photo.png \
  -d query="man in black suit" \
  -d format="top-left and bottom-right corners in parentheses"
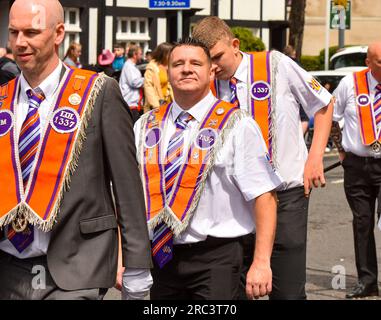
top-left (0, 0), bottom-right (152, 300)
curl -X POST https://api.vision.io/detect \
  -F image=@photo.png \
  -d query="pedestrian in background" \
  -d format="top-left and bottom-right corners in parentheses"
top-left (63, 41), bottom-right (82, 68)
top-left (119, 44), bottom-right (145, 122)
top-left (143, 42), bottom-right (174, 113)
top-left (331, 42), bottom-right (381, 299)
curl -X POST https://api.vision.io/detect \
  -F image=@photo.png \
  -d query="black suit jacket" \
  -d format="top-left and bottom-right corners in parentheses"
top-left (45, 75), bottom-right (152, 290)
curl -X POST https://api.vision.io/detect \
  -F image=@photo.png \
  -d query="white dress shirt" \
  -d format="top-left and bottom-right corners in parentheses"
top-left (134, 92), bottom-right (285, 244)
top-left (119, 59), bottom-right (144, 106)
top-left (333, 71), bottom-right (381, 157)
top-left (0, 62), bottom-right (64, 259)
top-left (217, 52), bottom-right (332, 190)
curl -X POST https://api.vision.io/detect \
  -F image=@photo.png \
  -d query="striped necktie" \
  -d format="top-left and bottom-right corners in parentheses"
top-left (151, 111), bottom-right (193, 268)
top-left (7, 89), bottom-right (45, 253)
top-left (374, 83), bottom-right (381, 131)
top-left (229, 77), bottom-right (239, 107)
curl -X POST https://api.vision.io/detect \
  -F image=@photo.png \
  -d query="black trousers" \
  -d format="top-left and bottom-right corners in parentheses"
top-left (239, 186), bottom-right (309, 300)
top-left (151, 236), bottom-right (243, 300)
top-left (342, 152), bottom-right (381, 287)
top-left (0, 250), bottom-right (108, 300)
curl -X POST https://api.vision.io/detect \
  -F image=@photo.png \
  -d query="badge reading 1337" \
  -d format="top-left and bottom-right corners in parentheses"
top-left (51, 107), bottom-right (80, 134)
top-left (250, 81), bottom-right (271, 101)
top-left (196, 128), bottom-right (217, 150)
top-left (0, 110), bottom-right (14, 137)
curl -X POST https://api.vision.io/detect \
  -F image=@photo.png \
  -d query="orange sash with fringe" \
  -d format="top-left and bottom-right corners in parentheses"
top-left (140, 100), bottom-right (240, 234)
top-left (353, 68), bottom-right (380, 145)
top-left (0, 68), bottom-right (99, 230)
top-left (211, 51), bottom-right (272, 155)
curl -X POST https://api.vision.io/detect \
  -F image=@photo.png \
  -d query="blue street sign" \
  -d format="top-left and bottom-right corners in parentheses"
top-left (149, 0), bottom-right (190, 10)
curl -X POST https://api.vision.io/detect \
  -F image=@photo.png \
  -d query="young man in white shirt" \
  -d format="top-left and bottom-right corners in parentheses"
top-left (193, 16), bottom-right (333, 300)
top-left (331, 42), bottom-right (381, 299)
top-left (119, 45), bottom-right (144, 122)
top-left (134, 38), bottom-right (284, 300)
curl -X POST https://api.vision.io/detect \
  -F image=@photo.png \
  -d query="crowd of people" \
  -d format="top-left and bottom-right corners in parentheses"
top-left (1, 0), bottom-right (381, 302)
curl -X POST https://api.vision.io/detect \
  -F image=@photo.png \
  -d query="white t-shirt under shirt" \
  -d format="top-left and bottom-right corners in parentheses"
top-left (217, 51), bottom-right (332, 190)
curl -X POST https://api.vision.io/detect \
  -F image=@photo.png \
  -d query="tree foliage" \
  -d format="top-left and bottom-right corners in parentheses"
top-left (231, 27), bottom-right (265, 52)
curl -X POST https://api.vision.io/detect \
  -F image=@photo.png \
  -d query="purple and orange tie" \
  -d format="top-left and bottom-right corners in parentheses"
top-left (151, 112), bottom-right (193, 268)
top-left (7, 89), bottom-right (45, 253)
top-left (373, 84), bottom-right (381, 131)
top-left (229, 77), bottom-right (240, 107)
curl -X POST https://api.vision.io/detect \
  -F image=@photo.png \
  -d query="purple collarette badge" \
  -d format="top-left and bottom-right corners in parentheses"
top-left (357, 94), bottom-right (370, 107)
top-left (0, 110), bottom-right (14, 137)
top-left (50, 107), bottom-right (80, 134)
top-left (250, 81), bottom-right (271, 101)
top-left (145, 127), bottom-right (162, 148)
top-left (196, 128), bottom-right (217, 150)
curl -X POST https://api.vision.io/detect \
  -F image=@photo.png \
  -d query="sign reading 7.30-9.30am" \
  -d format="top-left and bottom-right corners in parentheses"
top-left (149, 0), bottom-right (190, 10)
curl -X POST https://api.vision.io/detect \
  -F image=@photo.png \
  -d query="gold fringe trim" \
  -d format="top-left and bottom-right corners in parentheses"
top-left (20, 74), bottom-right (107, 232)
top-left (147, 109), bottom-right (248, 236)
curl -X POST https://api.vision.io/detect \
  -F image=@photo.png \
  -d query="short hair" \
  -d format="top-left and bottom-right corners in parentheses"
top-left (192, 16), bottom-right (234, 49)
top-left (151, 42), bottom-right (173, 65)
top-left (169, 37), bottom-right (211, 65)
top-left (113, 43), bottom-right (124, 49)
top-left (283, 45), bottom-right (296, 57)
top-left (127, 45), bottom-right (141, 58)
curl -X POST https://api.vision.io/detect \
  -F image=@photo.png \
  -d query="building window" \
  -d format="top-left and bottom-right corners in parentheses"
top-left (116, 17), bottom-right (150, 54)
top-left (60, 7), bottom-right (82, 59)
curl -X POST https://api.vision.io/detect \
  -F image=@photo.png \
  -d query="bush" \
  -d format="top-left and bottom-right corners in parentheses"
top-left (231, 27), bottom-right (265, 52)
top-left (300, 55), bottom-right (321, 71)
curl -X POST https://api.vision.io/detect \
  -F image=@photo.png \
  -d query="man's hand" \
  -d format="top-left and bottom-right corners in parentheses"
top-left (303, 153), bottom-right (326, 197)
top-left (339, 151), bottom-right (345, 163)
top-left (246, 261), bottom-right (272, 299)
top-left (115, 266), bottom-right (125, 291)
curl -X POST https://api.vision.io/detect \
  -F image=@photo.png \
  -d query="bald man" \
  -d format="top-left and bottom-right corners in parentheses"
top-left (0, 0), bottom-right (152, 300)
top-left (331, 42), bottom-right (381, 299)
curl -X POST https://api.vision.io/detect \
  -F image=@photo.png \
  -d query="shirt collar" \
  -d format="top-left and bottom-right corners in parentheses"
top-left (233, 51), bottom-right (249, 84)
top-left (367, 70), bottom-right (380, 91)
top-left (171, 91), bottom-right (217, 123)
top-left (19, 61), bottom-right (63, 103)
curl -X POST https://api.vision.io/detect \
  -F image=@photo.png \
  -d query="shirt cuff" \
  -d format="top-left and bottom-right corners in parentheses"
top-left (122, 268), bottom-right (153, 300)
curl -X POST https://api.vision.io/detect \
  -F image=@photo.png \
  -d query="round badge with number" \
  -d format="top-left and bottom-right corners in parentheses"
top-left (50, 107), bottom-right (80, 134)
top-left (250, 81), bottom-right (271, 101)
top-left (196, 128), bottom-right (218, 150)
top-left (145, 127), bottom-right (162, 148)
top-left (68, 93), bottom-right (82, 106)
top-left (0, 110), bottom-right (14, 137)
top-left (356, 94), bottom-right (370, 107)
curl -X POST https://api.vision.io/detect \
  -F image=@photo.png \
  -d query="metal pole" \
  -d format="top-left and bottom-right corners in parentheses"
top-left (338, 7), bottom-right (345, 48)
top-left (325, 0), bottom-right (330, 70)
top-left (177, 10), bottom-right (183, 41)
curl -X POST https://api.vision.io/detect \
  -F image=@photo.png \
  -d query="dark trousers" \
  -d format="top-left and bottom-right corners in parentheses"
top-left (239, 186), bottom-right (309, 300)
top-left (0, 250), bottom-right (108, 300)
top-left (342, 152), bottom-right (381, 287)
top-left (270, 186), bottom-right (309, 300)
top-left (151, 236), bottom-right (243, 300)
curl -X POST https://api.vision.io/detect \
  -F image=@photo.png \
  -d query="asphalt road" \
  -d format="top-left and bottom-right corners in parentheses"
top-left (105, 151), bottom-right (381, 300)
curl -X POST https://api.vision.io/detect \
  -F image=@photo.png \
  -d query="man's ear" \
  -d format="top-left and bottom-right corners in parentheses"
top-left (54, 23), bottom-right (65, 46)
top-left (232, 38), bottom-right (240, 54)
top-left (210, 63), bottom-right (216, 82)
top-left (365, 58), bottom-right (370, 68)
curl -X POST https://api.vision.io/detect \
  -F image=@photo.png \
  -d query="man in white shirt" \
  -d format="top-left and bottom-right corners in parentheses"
top-left (193, 17), bottom-right (333, 300)
top-left (134, 37), bottom-right (284, 300)
top-left (331, 42), bottom-right (381, 299)
top-left (119, 45), bottom-right (144, 122)
top-left (0, 0), bottom-right (152, 300)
